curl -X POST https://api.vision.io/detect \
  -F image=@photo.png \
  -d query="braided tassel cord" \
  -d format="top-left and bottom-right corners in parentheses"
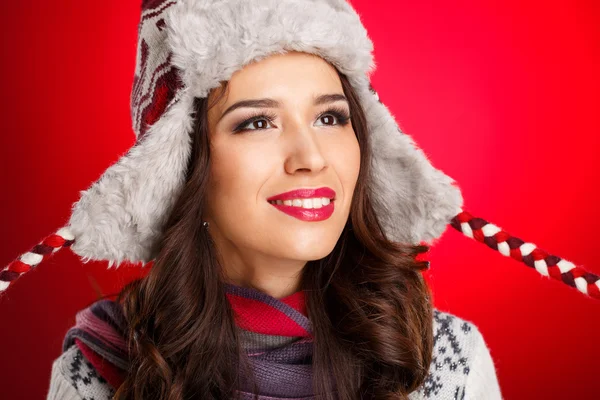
top-left (451, 210), bottom-right (600, 301)
top-left (0, 227), bottom-right (75, 294)
top-left (2, 215), bottom-right (599, 301)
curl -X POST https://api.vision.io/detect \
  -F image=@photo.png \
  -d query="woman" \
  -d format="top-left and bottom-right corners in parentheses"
top-left (46, 49), bottom-right (501, 399)
top-left (40, 0), bottom-right (503, 398)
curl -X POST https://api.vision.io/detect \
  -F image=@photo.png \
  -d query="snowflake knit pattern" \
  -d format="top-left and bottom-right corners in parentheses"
top-left (47, 308), bottom-right (502, 400)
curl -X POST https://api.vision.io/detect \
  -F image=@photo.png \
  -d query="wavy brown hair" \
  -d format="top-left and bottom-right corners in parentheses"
top-left (112, 67), bottom-right (433, 400)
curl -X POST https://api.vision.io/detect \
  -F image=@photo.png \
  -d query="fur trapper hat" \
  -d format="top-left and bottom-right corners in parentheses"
top-left (1, 0), bottom-right (598, 301)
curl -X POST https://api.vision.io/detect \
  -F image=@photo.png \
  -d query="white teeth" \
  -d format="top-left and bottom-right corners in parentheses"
top-left (270, 197), bottom-right (333, 209)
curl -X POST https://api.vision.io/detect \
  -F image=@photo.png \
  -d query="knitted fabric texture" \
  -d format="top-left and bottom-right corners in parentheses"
top-left (60, 284), bottom-right (320, 398)
top-left (47, 298), bottom-right (502, 400)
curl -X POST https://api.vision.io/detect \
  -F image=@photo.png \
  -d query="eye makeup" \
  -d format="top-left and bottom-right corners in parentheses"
top-left (232, 110), bottom-right (279, 133)
top-left (316, 105), bottom-right (351, 127)
top-left (230, 105), bottom-right (352, 134)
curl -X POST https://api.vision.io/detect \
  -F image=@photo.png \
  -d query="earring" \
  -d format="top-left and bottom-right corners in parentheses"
top-left (202, 221), bottom-right (210, 229)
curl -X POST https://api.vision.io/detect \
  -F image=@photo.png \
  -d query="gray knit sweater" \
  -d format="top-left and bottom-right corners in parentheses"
top-left (46, 309), bottom-right (503, 399)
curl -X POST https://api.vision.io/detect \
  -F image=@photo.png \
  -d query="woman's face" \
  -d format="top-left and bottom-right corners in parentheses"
top-left (204, 51), bottom-right (360, 290)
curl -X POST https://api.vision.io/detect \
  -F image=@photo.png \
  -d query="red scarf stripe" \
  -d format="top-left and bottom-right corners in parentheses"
top-left (74, 338), bottom-right (125, 389)
top-left (226, 292), bottom-right (310, 337)
top-left (280, 290), bottom-right (307, 316)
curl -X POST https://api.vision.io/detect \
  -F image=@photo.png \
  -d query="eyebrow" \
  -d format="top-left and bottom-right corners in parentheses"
top-left (217, 93), bottom-right (348, 123)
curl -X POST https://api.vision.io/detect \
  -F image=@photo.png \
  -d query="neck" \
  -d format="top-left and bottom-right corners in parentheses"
top-left (217, 248), bottom-right (307, 299)
top-left (225, 274), bottom-right (302, 299)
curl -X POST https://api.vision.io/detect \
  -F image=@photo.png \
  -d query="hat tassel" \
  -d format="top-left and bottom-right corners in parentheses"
top-left (451, 210), bottom-right (600, 300)
top-left (0, 227), bottom-right (74, 294)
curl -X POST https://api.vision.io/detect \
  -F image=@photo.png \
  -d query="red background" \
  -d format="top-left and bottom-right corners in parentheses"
top-left (1, 1), bottom-right (598, 398)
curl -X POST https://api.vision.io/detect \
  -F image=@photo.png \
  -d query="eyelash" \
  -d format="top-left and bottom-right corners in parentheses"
top-left (231, 106), bottom-right (352, 133)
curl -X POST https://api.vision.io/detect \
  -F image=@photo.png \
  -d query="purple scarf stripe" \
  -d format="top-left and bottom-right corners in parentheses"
top-left (234, 392), bottom-right (321, 400)
top-left (63, 300), bottom-right (130, 370)
top-left (61, 285), bottom-right (336, 398)
top-left (90, 300), bottom-right (128, 337)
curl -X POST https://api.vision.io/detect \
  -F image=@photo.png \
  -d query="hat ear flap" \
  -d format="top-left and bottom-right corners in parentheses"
top-left (68, 91), bottom-right (196, 267)
top-left (362, 84), bottom-right (463, 245)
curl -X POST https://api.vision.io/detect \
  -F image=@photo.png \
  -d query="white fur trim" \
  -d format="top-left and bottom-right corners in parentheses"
top-left (167, 0), bottom-right (376, 98)
top-left (66, 0), bottom-right (463, 264)
top-left (68, 90), bottom-right (195, 266)
top-left (357, 83), bottom-right (462, 244)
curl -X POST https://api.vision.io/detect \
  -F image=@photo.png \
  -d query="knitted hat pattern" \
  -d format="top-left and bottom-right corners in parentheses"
top-left (0, 0), bottom-right (598, 301)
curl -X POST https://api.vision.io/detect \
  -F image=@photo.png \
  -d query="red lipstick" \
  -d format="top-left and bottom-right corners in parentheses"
top-left (267, 187), bottom-right (336, 222)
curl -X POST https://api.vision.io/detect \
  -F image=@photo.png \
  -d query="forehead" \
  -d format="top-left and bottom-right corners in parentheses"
top-left (209, 51), bottom-right (343, 107)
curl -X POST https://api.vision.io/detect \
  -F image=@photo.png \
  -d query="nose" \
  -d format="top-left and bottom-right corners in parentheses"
top-left (283, 123), bottom-right (328, 175)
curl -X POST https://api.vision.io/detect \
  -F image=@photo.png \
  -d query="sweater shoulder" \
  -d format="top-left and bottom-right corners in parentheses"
top-left (47, 344), bottom-right (116, 400)
top-left (409, 308), bottom-right (502, 400)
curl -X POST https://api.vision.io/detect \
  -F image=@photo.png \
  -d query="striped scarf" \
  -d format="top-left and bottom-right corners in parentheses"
top-left (63, 283), bottom-right (323, 399)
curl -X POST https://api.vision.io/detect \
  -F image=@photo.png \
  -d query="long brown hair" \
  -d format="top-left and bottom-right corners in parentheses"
top-left (113, 67), bottom-right (433, 400)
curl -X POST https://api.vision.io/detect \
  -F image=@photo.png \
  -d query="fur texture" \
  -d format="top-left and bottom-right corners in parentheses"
top-left (67, 0), bottom-right (463, 265)
top-left (69, 90), bottom-right (194, 266)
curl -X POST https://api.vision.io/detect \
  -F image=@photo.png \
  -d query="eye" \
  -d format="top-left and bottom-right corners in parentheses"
top-left (232, 111), bottom-right (278, 133)
top-left (231, 106), bottom-right (351, 134)
top-left (315, 106), bottom-right (351, 127)
top-left (239, 118), bottom-right (273, 131)
top-left (318, 115), bottom-right (336, 125)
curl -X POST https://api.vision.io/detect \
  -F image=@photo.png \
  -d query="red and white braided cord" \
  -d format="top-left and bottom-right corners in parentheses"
top-left (451, 210), bottom-right (600, 300)
top-left (0, 227), bottom-right (74, 294)
top-left (2, 213), bottom-right (599, 301)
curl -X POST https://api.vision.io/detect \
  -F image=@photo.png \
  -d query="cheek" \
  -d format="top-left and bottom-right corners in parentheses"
top-left (329, 133), bottom-right (361, 192)
top-left (208, 141), bottom-right (272, 205)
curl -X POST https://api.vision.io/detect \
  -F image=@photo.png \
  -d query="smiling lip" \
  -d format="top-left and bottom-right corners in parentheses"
top-left (266, 187), bottom-right (336, 201)
top-left (267, 187), bottom-right (336, 222)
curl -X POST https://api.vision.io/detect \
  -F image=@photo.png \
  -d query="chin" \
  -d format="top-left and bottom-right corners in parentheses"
top-left (282, 237), bottom-right (339, 261)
